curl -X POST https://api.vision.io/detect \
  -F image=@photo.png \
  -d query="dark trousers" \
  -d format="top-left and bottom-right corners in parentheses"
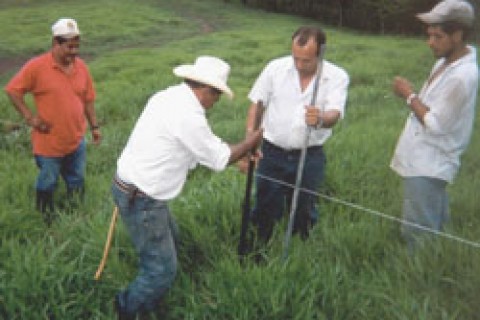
top-left (252, 140), bottom-right (326, 242)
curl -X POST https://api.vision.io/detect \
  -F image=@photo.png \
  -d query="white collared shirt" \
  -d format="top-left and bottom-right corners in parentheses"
top-left (117, 83), bottom-right (231, 200)
top-left (391, 46), bottom-right (478, 183)
top-left (248, 56), bottom-right (349, 149)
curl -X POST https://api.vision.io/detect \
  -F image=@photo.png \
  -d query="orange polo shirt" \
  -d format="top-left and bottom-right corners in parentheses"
top-left (5, 52), bottom-right (95, 156)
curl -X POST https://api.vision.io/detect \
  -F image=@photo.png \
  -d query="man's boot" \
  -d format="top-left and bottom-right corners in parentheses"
top-left (114, 294), bottom-right (137, 320)
top-left (36, 190), bottom-right (54, 226)
top-left (66, 185), bottom-right (84, 211)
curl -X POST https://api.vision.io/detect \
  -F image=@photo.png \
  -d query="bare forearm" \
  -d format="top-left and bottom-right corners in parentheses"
top-left (318, 110), bottom-right (340, 128)
top-left (6, 92), bottom-right (33, 120)
top-left (228, 129), bottom-right (263, 165)
top-left (407, 94), bottom-right (428, 123)
top-left (84, 101), bottom-right (99, 128)
top-left (305, 106), bottom-right (340, 128)
top-left (393, 76), bottom-right (429, 124)
top-left (245, 102), bottom-right (259, 133)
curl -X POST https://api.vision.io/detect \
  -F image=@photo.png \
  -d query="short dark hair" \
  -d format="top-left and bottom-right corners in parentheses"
top-left (438, 21), bottom-right (473, 41)
top-left (292, 26), bottom-right (326, 56)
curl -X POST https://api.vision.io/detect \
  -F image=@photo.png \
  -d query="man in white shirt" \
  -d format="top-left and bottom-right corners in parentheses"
top-left (391, 0), bottom-right (478, 250)
top-left (112, 56), bottom-right (262, 319)
top-left (245, 26), bottom-right (349, 243)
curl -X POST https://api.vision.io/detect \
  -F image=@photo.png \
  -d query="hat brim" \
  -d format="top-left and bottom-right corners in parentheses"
top-left (173, 65), bottom-right (234, 99)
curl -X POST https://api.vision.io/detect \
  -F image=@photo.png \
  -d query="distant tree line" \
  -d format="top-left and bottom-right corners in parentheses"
top-left (236, 0), bottom-right (479, 41)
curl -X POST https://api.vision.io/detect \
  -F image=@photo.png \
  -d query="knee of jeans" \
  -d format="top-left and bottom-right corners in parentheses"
top-left (65, 176), bottom-right (85, 189)
top-left (147, 260), bottom-right (177, 290)
top-left (36, 178), bottom-right (57, 192)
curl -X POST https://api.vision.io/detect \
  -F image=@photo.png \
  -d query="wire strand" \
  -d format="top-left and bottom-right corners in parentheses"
top-left (255, 172), bottom-right (480, 249)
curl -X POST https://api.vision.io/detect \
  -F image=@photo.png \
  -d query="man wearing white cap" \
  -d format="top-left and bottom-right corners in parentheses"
top-left (4, 18), bottom-right (101, 225)
top-left (391, 0), bottom-right (478, 250)
top-left (112, 56), bottom-right (262, 319)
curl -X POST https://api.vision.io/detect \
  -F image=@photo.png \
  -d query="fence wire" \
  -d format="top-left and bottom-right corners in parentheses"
top-left (255, 172), bottom-right (480, 249)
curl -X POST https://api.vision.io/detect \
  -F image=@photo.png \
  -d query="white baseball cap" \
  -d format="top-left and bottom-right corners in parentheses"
top-left (417, 0), bottom-right (475, 27)
top-left (173, 56), bottom-right (234, 99)
top-left (52, 18), bottom-right (81, 38)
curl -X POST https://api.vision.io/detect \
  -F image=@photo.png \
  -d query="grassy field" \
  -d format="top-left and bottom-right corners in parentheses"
top-left (1, 0), bottom-right (479, 319)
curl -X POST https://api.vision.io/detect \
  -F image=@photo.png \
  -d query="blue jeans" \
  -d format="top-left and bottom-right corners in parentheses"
top-left (34, 139), bottom-right (86, 192)
top-left (252, 140), bottom-right (326, 241)
top-left (112, 180), bottom-right (178, 316)
top-left (402, 176), bottom-right (449, 250)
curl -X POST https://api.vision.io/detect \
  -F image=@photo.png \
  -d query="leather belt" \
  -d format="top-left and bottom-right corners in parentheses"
top-left (113, 175), bottom-right (146, 198)
top-left (263, 139), bottom-right (322, 155)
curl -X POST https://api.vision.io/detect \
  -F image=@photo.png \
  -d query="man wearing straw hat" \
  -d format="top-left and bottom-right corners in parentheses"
top-left (112, 56), bottom-right (262, 319)
top-left (391, 0), bottom-right (478, 250)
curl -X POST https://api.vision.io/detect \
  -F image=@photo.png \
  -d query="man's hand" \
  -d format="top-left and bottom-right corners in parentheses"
top-left (91, 128), bottom-right (102, 145)
top-left (236, 149), bottom-right (262, 174)
top-left (393, 76), bottom-right (414, 100)
top-left (27, 115), bottom-right (51, 133)
top-left (305, 105), bottom-right (320, 127)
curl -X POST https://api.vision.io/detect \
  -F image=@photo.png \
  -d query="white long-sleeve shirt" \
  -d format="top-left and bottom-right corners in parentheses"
top-left (117, 83), bottom-right (231, 200)
top-left (391, 46), bottom-right (478, 183)
top-left (248, 56), bottom-right (349, 150)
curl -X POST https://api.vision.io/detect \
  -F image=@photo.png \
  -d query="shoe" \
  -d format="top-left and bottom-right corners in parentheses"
top-left (114, 294), bottom-right (137, 320)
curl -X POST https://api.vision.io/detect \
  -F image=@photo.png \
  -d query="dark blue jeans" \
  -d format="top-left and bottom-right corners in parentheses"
top-left (112, 180), bottom-right (178, 317)
top-left (252, 140), bottom-right (326, 241)
top-left (34, 139), bottom-right (86, 192)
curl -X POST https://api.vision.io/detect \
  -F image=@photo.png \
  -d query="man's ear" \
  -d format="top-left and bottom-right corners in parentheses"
top-left (451, 29), bottom-right (464, 44)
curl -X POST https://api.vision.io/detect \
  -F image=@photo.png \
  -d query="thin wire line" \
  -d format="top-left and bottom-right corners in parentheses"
top-left (255, 172), bottom-right (480, 249)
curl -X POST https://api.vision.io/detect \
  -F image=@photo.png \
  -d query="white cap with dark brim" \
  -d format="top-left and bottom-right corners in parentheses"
top-left (52, 18), bottom-right (81, 38)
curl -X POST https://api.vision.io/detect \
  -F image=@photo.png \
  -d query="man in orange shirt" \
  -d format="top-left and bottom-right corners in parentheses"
top-left (5, 18), bottom-right (101, 225)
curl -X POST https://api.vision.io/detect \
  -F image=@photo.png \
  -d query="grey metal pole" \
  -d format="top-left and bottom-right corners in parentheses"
top-left (283, 57), bottom-right (324, 261)
top-left (282, 126), bottom-right (312, 261)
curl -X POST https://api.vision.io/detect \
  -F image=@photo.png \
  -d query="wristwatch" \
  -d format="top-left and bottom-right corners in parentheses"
top-left (406, 93), bottom-right (417, 106)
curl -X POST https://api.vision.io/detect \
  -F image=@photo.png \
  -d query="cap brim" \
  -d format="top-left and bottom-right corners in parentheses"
top-left (416, 12), bottom-right (440, 24)
top-left (53, 32), bottom-right (81, 39)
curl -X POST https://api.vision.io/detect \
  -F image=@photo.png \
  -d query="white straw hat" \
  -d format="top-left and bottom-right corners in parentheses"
top-left (52, 18), bottom-right (81, 38)
top-left (173, 56), bottom-right (234, 99)
top-left (417, 0), bottom-right (475, 27)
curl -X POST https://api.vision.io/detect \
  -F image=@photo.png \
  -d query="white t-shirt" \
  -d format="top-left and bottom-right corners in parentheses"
top-left (248, 56), bottom-right (349, 150)
top-left (391, 46), bottom-right (478, 183)
top-left (117, 83), bottom-right (231, 200)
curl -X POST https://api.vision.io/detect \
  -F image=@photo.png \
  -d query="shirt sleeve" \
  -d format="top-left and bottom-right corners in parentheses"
top-left (248, 61), bottom-right (274, 105)
top-left (423, 77), bottom-right (468, 135)
top-left (178, 112), bottom-right (231, 172)
top-left (322, 67), bottom-right (349, 118)
top-left (4, 60), bottom-right (35, 96)
top-left (78, 60), bottom-right (96, 102)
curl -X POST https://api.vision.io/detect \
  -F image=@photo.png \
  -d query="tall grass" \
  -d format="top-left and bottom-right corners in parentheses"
top-left (1, 0), bottom-right (479, 319)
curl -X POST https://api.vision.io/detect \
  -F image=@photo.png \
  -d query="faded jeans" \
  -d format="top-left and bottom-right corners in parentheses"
top-left (34, 139), bottom-right (86, 192)
top-left (112, 180), bottom-right (178, 316)
top-left (402, 176), bottom-right (449, 250)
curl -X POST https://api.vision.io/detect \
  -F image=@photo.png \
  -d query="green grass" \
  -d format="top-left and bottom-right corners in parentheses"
top-left (1, 0), bottom-right (480, 319)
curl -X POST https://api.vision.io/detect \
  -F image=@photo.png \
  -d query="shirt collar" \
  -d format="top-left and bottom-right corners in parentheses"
top-left (180, 82), bottom-right (206, 115)
top-left (442, 45), bottom-right (477, 70)
top-left (48, 51), bottom-right (77, 73)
